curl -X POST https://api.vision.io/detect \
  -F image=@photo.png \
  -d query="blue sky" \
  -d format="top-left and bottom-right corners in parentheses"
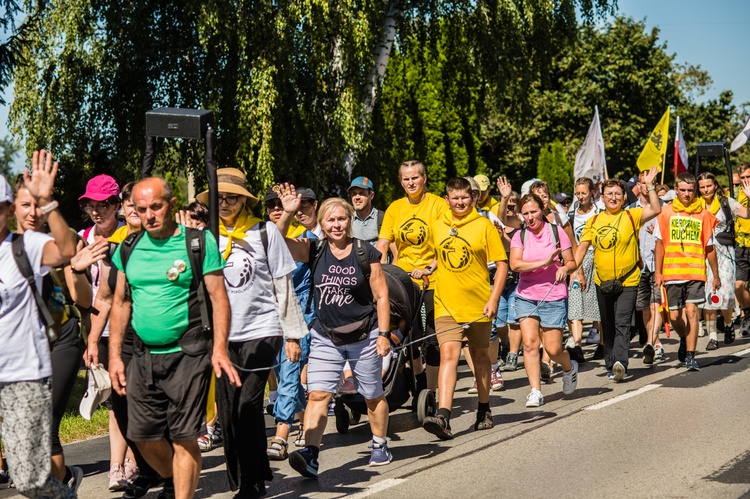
top-left (1, 0), bottom-right (749, 170)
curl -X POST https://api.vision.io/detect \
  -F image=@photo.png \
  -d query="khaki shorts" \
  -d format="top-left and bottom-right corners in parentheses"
top-left (435, 316), bottom-right (491, 348)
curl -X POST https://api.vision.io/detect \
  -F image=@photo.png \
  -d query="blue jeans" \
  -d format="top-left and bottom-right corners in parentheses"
top-left (272, 334), bottom-right (310, 426)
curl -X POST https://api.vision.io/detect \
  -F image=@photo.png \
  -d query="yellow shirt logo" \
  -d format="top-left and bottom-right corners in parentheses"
top-left (669, 216), bottom-right (702, 244)
top-left (438, 236), bottom-right (474, 272)
top-left (398, 216), bottom-right (429, 246)
top-left (594, 225), bottom-right (620, 251)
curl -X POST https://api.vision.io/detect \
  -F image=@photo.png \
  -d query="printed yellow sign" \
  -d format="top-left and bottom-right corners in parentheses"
top-left (669, 216), bottom-right (702, 244)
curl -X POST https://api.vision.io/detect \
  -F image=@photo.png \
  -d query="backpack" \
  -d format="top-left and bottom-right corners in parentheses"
top-left (11, 234), bottom-right (59, 348)
top-left (519, 222), bottom-right (563, 264)
top-left (715, 196), bottom-right (735, 246)
top-left (305, 238), bottom-right (370, 315)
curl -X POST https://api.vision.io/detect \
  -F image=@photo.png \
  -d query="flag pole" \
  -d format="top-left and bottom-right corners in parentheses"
top-left (660, 151), bottom-right (667, 185)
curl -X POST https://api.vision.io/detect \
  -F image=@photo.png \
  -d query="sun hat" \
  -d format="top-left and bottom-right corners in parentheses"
top-left (196, 167), bottom-right (258, 206)
top-left (474, 174), bottom-right (491, 191)
top-left (464, 176), bottom-right (481, 192)
top-left (0, 175), bottom-right (12, 204)
top-left (79, 365), bottom-right (112, 421)
top-left (348, 176), bottom-right (375, 191)
top-left (79, 174), bottom-right (120, 202)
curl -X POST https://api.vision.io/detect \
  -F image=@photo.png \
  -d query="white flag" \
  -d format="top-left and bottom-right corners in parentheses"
top-left (730, 116), bottom-right (750, 153)
top-left (573, 106), bottom-right (607, 180)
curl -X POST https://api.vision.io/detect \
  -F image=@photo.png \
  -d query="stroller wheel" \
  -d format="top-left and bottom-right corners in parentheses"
top-left (348, 407), bottom-right (361, 425)
top-left (417, 389), bottom-right (436, 424)
top-left (334, 404), bottom-right (350, 434)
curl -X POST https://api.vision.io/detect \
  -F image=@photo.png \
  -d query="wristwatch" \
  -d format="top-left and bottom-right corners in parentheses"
top-left (378, 331), bottom-right (391, 338)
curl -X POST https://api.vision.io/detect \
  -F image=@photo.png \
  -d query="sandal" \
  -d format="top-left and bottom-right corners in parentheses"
top-left (266, 437), bottom-right (288, 461)
top-left (293, 425), bottom-right (305, 447)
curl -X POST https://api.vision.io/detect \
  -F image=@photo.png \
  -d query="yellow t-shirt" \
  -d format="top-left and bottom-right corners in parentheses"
top-left (286, 220), bottom-right (307, 239)
top-left (479, 196), bottom-right (499, 214)
top-left (379, 193), bottom-right (449, 289)
top-left (736, 189), bottom-right (750, 247)
top-left (431, 210), bottom-right (507, 322)
top-left (580, 208), bottom-right (643, 287)
top-left (108, 225), bottom-right (130, 244)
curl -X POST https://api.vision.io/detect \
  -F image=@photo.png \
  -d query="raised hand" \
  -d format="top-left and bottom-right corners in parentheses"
top-left (23, 149), bottom-right (58, 203)
top-left (643, 165), bottom-right (659, 187)
top-left (497, 176), bottom-right (513, 199)
top-left (741, 177), bottom-right (750, 200)
top-left (279, 182), bottom-right (301, 214)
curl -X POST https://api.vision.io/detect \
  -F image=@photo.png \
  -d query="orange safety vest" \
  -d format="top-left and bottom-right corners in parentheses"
top-left (657, 204), bottom-right (715, 282)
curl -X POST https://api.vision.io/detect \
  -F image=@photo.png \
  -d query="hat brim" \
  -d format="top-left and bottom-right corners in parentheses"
top-left (78, 192), bottom-right (118, 202)
top-left (197, 183), bottom-right (259, 206)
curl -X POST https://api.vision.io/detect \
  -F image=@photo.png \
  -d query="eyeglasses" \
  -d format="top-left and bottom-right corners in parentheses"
top-left (603, 192), bottom-right (624, 198)
top-left (218, 195), bottom-right (240, 206)
top-left (265, 200), bottom-right (283, 210)
top-left (81, 201), bottom-right (114, 213)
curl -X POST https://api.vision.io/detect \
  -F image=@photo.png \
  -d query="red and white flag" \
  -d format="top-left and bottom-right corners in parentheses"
top-left (674, 116), bottom-right (688, 176)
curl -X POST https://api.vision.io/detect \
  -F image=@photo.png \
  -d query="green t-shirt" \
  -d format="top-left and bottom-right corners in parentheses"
top-left (112, 225), bottom-right (225, 353)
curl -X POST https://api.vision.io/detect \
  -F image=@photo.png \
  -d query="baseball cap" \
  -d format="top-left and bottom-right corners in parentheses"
top-left (348, 176), bottom-right (375, 191)
top-left (264, 184), bottom-right (281, 202)
top-left (79, 365), bottom-right (112, 421)
top-left (474, 174), bottom-right (491, 191)
top-left (0, 175), bottom-right (12, 204)
top-left (583, 169), bottom-right (602, 183)
top-left (464, 176), bottom-right (481, 192)
top-left (79, 174), bottom-right (120, 202)
top-left (297, 187), bottom-right (317, 202)
top-left (554, 192), bottom-right (571, 204)
top-left (520, 178), bottom-right (541, 196)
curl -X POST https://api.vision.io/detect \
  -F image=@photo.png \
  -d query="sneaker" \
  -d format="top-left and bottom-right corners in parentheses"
top-left (207, 423), bottom-right (223, 445)
top-left (109, 463), bottom-right (128, 492)
top-left (612, 361), bottom-right (626, 382)
top-left (654, 345), bottom-right (665, 361)
top-left (467, 379), bottom-right (478, 394)
top-left (197, 434), bottom-right (213, 452)
top-left (643, 344), bottom-right (655, 365)
top-left (678, 336), bottom-right (687, 363)
top-left (562, 360), bottom-right (578, 395)
top-left (540, 361), bottom-right (552, 381)
top-left (490, 369), bottom-right (504, 391)
top-left (66, 466), bottom-right (83, 494)
top-left (293, 425), bottom-right (305, 447)
top-left (741, 314), bottom-right (750, 337)
top-left (289, 447), bottom-right (319, 479)
top-left (124, 475), bottom-right (163, 499)
top-left (0, 471), bottom-right (9, 486)
top-left (525, 389), bottom-right (544, 407)
top-left (706, 339), bottom-right (719, 351)
top-left (725, 324), bottom-right (736, 345)
top-left (328, 400), bottom-right (335, 416)
top-left (123, 458), bottom-right (138, 481)
top-left (592, 343), bottom-right (605, 360)
top-left (585, 328), bottom-right (600, 344)
top-left (422, 414), bottom-right (454, 440)
top-left (686, 353), bottom-right (700, 371)
top-left (338, 377), bottom-right (357, 395)
top-left (369, 441), bottom-right (393, 466)
top-left (267, 437), bottom-right (289, 461)
top-left (503, 352), bottom-right (518, 371)
top-left (567, 344), bottom-right (586, 364)
top-left (606, 371), bottom-right (616, 381)
top-left (474, 409), bottom-right (494, 430)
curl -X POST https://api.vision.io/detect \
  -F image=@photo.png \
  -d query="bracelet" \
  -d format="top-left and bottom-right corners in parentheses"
top-left (378, 331), bottom-right (391, 338)
top-left (647, 185), bottom-right (656, 192)
top-left (39, 200), bottom-right (59, 215)
top-left (71, 263), bottom-right (87, 274)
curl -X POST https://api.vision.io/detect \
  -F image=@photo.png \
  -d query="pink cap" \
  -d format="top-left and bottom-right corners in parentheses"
top-left (79, 174), bottom-right (120, 202)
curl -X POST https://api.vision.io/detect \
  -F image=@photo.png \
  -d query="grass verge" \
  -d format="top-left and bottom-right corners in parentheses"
top-left (58, 370), bottom-right (109, 444)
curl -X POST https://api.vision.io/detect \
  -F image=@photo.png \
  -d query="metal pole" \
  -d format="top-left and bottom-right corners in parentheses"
top-left (205, 126), bottom-right (219, 243)
top-left (141, 135), bottom-right (157, 178)
top-left (725, 147), bottom-right (735, 198)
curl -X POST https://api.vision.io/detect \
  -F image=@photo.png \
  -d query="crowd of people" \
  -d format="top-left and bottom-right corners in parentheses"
top-left (2, 152), bottom-right (750, 499)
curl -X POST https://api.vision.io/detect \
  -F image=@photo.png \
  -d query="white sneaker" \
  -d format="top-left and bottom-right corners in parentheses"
top-left (525, 389), bottom-right (544, 408)
top-left (565, 336), bottom-right (576, 350)
top-left (585, 328), bottom-right (600, 344)
top-left (562, 360), bottom-right (578, 395)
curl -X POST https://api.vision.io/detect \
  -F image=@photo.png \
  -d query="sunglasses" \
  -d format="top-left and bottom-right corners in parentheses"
top-left (265, 200), bottom-right (283, 210)
top-left (80, 200), bottom-right (115, 214)
top-left (506, 204), bottom-right (517, 211)
top-left (218, 195), bottom-right (240, 206)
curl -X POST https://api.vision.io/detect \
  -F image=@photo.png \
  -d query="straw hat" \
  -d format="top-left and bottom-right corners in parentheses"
top-left (197, 168), bottom-right (258, 206)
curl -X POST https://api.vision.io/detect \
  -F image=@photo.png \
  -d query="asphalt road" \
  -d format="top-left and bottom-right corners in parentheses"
top-left (4, 333), bottom-right (750, 499)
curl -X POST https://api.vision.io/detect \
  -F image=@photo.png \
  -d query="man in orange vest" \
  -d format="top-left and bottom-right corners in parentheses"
top-left (654, 172), bottom-right (719, 371)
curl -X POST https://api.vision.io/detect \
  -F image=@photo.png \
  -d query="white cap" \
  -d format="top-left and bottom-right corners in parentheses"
top-left (521, 178), bottom-right (541, 196)
top-left (79, 365), bottom-right (112, 420)
top-left (0, 175), bottom-right (12, 204)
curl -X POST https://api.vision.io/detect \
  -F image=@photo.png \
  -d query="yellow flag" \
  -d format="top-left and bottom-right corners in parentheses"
top-left (637, 107), bottom-right (670, 172)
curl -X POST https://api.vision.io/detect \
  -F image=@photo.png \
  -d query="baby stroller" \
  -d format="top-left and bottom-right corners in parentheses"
top-left (333, 263), bottom-right (430, 433)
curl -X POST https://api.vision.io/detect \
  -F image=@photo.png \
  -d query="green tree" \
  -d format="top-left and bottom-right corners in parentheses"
top-left (0, 136), bottom-right (19, 178)
top-left (537, 141), bottom-right (573, 194)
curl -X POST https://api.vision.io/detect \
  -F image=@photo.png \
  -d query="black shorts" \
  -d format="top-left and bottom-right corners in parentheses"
top-left (126, 349), bottom-right (212, 442)
top-left (635, 268), bottom-right (660, 311)
top-left (665, 281), bottom-right (705, 309)
top-left (737, 247), bottom-right (750, 282)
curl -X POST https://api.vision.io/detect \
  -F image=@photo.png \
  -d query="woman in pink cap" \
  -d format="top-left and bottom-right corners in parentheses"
top-left (76, 174), bottom-right (136, 491)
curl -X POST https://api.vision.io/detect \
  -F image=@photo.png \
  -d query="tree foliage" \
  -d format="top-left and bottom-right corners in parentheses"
top-left (0, 135), bottom-right (19, 178)
top-left (537, 141), bottom-right (572, 194)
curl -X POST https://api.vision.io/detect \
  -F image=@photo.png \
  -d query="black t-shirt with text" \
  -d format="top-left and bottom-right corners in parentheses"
top-left (313, 242), bottom-right (381, 328)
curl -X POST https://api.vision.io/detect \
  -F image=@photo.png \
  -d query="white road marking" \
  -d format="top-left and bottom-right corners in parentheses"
top-left (735, 346), bottom-right (750, 357)
top-left (348, 478), bottom-right (407, 498)
top-left (585, 384), bottom-right (661, 411)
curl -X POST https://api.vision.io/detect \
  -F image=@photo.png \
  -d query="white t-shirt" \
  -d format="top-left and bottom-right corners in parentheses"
top-left (221, 222), bottom-right (297, 342)
top-left (572, 205), bottom-right (599, 243)
top-left (0, 230), bottom-right (54, 382)
top-left (79, 223), bottom-right (123, 338)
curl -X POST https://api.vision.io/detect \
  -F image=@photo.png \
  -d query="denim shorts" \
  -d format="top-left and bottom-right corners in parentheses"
top-left (493, 282), bottom-right (519, 330)
top-left (514, 296), bottom-right (568, 329)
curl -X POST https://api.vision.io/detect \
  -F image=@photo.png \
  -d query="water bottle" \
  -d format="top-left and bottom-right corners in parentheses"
top-left (571, 280), bottom-right (580, 290)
